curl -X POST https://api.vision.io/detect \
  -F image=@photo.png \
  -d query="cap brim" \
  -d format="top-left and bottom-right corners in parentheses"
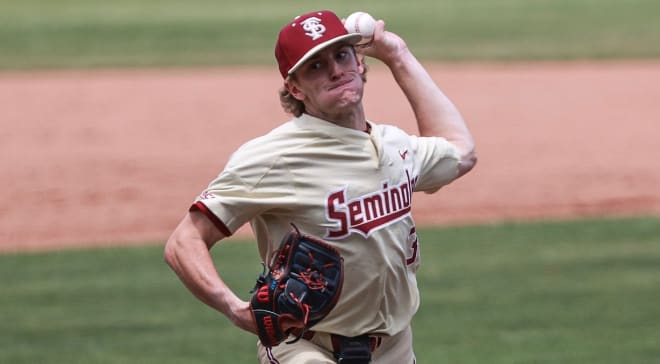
top-left (287, 33), bottom-right (363, 77)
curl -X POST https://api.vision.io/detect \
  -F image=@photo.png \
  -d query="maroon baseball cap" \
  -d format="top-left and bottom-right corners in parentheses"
top-left (275, 10), bottom-right (362, 78)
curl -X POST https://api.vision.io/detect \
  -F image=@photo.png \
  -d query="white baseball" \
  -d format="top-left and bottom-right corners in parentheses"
top-left (344, 12), bottom-right (376, 45)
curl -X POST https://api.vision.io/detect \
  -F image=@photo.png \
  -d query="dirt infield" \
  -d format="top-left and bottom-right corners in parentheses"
top-left (1, 61), bottom-right (658, 252)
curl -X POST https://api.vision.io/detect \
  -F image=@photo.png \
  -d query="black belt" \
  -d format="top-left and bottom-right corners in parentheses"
top-left (301, 331), bottom-right (382, 364)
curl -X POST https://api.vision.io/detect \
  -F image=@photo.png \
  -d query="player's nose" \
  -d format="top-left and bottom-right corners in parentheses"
top-left (327, 59), bottom-right (343, 80)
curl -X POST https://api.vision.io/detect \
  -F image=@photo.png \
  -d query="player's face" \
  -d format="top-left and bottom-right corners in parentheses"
top-left (286, 43), bottom-right (365, 119)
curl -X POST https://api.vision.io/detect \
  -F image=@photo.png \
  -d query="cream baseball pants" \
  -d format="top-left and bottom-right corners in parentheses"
top-left (257, 325), bottom-right (416, 364)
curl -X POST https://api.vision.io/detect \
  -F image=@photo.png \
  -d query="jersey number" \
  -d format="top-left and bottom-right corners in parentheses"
top-left (406, 227), bottom-right (419, 265)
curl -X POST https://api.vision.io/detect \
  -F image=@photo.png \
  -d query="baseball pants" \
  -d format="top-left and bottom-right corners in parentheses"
top-left (257, 325), bottom-right (416, 364)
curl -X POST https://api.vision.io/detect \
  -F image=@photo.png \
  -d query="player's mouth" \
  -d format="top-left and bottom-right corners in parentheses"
top-left (327, 77), bottom-right (356, 91)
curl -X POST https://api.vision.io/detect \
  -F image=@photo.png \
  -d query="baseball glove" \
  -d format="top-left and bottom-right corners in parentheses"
top-left (250, 224), bottom-right (344, 347)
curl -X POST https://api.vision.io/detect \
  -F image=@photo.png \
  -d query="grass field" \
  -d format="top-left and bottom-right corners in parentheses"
top-left (1, 0), bottom-right (660, 70)
top-left (2, 217), bottom-right (659, 363)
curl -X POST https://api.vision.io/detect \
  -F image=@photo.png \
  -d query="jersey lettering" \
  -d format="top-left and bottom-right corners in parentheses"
top-left (406, 227), bottom-right (419, 265)
top-left (325, 170), bottom-right (418, 239)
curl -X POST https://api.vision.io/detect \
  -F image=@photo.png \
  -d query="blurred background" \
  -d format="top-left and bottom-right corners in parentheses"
top-left (1, 0), bottom-right (658, 250)
top-left (2, 0), bottom-right (660, 69)
top-left (1, 1), bottom-right (659, 363)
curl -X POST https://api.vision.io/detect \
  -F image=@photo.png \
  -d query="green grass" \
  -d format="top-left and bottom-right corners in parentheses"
top-left (413, 216), bottom-right (660, 363)
top-left (1, 0), bottom-right (659, 70)
top-left (1, 216), bottom-right (659, 363)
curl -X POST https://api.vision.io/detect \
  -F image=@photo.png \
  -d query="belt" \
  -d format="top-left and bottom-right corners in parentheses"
top-left (301, 330), bottom-right (382, 352)
top-left (331, 334), bottom-right (382, 354)
top-left (301, 330), bottom-right (382, 363)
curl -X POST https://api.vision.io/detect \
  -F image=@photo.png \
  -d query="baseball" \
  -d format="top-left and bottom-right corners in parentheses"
top-left (344, 11), bottom-right (376, 45)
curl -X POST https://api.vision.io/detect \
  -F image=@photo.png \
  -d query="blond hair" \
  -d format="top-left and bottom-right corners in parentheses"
top-left (278, 76), bottom-right (306, 117)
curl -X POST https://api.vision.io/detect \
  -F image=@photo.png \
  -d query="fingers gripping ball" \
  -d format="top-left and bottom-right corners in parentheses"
top-left (344, 11), bottom-right (376, 45)
top-left (250, 224), bottom-right (344, 347)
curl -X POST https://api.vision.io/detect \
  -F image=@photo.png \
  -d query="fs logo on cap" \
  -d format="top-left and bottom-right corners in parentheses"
top-left (300, 17), bottom-right (326, 40)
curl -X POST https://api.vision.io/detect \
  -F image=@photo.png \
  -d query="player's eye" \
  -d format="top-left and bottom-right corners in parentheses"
top-left (335, 47), bottom-right (350, 61)
top-left (306, 60), bottom-right (323, 72)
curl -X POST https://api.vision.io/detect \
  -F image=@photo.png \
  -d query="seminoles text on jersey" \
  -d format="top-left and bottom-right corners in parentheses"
top-left (325, 170), bottom-right (418, 239)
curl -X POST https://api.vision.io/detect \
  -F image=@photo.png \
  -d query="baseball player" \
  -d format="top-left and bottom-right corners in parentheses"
top-left (164, 9), bottom-right (476, 364)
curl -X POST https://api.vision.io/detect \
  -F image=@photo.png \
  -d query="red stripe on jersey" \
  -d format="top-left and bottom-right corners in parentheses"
top-left (189, 201), bottom-right (232, 237)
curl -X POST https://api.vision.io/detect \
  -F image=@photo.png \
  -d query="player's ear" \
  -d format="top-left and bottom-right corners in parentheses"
top-left (285, 80), bottom-right (305, 101)
top-left (357, 56), bottom-right (365, 76)
top-left (353, 48), bottom-right (366, 77)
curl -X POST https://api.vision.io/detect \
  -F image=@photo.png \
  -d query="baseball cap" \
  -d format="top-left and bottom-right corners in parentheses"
top-left (275, 10), bottom-right (362, 79)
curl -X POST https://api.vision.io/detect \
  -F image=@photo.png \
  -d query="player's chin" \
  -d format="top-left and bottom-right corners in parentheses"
top-left (330, 92), bottom-right (362, 110)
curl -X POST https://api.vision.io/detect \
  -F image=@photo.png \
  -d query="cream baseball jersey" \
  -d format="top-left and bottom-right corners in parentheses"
top-left (191, 113), bottom-right (460, 337)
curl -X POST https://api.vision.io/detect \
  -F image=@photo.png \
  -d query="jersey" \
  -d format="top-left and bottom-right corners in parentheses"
top-left (191, 113), bottom-right (460, 337)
